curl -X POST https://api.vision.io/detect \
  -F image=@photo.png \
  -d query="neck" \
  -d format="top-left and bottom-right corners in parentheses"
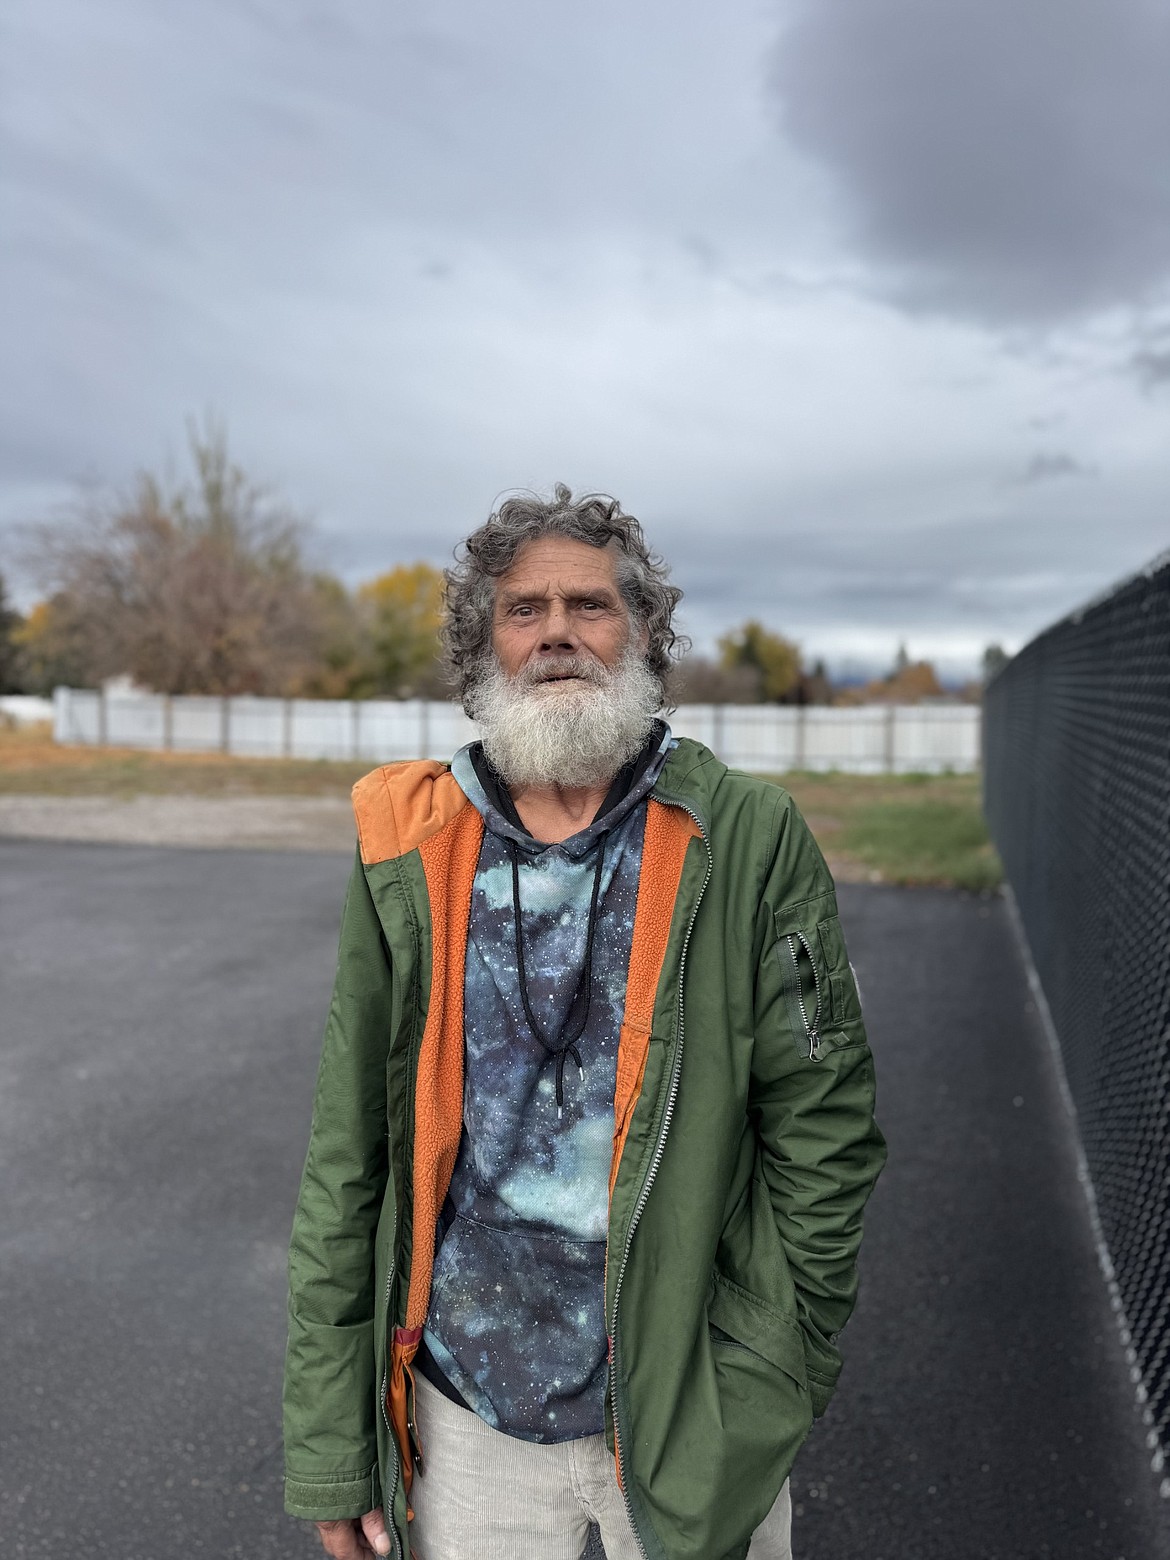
top-left (509, 778), bottom-right (614, 844)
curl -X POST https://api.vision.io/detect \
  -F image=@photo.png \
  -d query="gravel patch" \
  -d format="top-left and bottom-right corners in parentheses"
top-left (0, 793), bottom-right (356, 852)
top-left (0, 791), bottom-right (874, 875)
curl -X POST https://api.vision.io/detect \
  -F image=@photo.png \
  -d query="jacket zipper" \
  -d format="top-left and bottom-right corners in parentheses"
top-left (786, 930), bottom-right (823, 1061)
top-left (377, 1254), bottom-right (405, 1560)
top-left (380, 908), bottom-right (424, 1560)
top-left (609, 798), bottom-right (712, 1558)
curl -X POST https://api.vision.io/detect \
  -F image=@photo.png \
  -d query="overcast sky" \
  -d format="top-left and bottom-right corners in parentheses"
top-left (3, 0), bottom-right (1169, 674)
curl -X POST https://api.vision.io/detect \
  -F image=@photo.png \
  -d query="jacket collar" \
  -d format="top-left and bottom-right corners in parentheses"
top-left (651, 737), bottom-right (726, 839)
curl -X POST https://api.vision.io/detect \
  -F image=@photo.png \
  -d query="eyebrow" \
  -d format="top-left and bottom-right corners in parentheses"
top-left (496, 584), bottom-right (620, 610)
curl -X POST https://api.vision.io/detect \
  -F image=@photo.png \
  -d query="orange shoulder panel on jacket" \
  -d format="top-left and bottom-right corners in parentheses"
top-left (351, 761), bottom-right (469, 865)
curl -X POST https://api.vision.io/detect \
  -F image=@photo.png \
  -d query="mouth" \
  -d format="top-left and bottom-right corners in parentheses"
top-left (521, 656), bottom-right (605, 691)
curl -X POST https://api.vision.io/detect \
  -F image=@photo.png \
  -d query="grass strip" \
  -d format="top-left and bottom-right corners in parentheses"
top-left (834, 795), bottom-right (1001, 891)
top-left (0, 724), bottom-right (371, 798)
top-left (773, 769), bottom-right (1001, 892)
top-left (2, 725), bottom-right (1001, 888)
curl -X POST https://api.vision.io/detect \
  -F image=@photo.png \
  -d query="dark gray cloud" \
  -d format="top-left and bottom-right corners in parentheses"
top-left (665, 498), bottom-right (1169, 665)
top-left (1130, 321), bottom-right (1170, 387)
top-left (771, 0), bottom-right (1170, 322)
top-left (1134, 346), bottom-right (1170, 385)
top-left (2, 0), bottom-right (1168, 676)
top-left (1014, 452), bottom-right (1095, 486)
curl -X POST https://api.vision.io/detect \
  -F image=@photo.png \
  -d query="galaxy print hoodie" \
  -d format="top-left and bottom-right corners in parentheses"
top-left (419, 723), bottom-right (674, 1443)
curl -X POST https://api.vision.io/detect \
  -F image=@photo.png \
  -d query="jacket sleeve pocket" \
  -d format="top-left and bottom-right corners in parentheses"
top-left (774, 894), bottom-right (865, 1053)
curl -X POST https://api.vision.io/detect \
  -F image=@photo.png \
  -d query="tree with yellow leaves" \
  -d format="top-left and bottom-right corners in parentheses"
top-left (0, 571), bottom-right (27, 693)
top-left (9, 594), bottom-right (93, 694)
top-left (717, 620), bottom-right (804, 703)
top-left (356, 562), bottom-right (447, 698)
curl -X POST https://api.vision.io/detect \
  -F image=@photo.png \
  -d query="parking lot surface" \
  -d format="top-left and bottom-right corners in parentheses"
top-left (1, 841), bottom-right (1165, 1559)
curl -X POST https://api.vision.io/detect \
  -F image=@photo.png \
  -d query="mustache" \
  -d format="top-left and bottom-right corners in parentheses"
top-left (515, 654), bottom-right (612, 689)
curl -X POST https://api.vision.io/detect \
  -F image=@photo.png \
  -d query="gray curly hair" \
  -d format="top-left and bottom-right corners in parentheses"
top-left (443, 484), bottom-right (685, 711)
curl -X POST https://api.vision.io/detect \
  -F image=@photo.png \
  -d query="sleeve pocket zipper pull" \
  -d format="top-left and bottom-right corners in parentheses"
top-left (785, 931), bottom-right (825, 1061)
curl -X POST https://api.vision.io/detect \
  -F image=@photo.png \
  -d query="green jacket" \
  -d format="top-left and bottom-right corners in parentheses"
top-left (283, 738), bottom-right (886, 1560)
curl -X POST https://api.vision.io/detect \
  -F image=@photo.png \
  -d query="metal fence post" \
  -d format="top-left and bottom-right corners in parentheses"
top-left (163, 694), bottom-right (173, 751)
top-left (97, 686), bottom-right (108, 747)
top-left (884, 704), bottom-right (896, 772)
top-left (421, 700), bottom-right (431, 760)
top-left (283, 699), bottom-right (293, 758)
top-left (352, 700), bottom-right (361, 760)
top-left (220, 696), bottom-right (230, 754)
top-left (795, 704), bottom-right (806, 770)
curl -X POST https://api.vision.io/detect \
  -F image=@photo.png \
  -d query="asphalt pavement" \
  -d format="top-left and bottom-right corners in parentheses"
top-left (1, 840), bottom-right (1166, 1559)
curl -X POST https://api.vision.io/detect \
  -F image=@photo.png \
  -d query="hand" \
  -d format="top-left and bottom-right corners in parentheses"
top-left (313, 1508), bottom-right (392, 1558)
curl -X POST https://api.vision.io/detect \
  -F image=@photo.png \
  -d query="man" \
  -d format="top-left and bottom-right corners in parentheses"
top-left (283, 486), bottom-right (885, 1560)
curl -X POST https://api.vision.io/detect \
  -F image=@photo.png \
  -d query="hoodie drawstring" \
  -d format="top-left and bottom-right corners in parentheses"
top-left (509, 836), bottom-right (608, 1117)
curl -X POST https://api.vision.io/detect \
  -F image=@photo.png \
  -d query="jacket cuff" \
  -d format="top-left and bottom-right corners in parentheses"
top-left (284, 1465), bottom-right (379, 1521)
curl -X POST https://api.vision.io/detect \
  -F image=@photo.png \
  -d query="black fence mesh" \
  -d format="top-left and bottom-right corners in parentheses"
top-left (983, 555), bottom-right (1170, 1475)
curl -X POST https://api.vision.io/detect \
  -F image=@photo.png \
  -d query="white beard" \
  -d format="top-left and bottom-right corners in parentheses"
top-left (468, 647), bottom-right (661, 789)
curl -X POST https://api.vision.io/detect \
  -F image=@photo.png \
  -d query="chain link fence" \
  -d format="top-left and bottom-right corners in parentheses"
top-left (984, 553), bottom-right (1170, 1491)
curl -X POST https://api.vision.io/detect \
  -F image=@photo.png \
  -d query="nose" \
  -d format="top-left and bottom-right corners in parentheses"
top-left (540, 599), bottom-right (579, 652)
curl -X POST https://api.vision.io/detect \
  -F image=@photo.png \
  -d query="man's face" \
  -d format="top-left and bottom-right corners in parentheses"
top-left (473, 534), bottom-right (659, 788)
top-left (490, 536), bottom-right (641, 684)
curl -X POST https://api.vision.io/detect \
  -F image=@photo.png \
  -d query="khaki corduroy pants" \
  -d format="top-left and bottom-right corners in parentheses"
top-left (408, 1370), bottom-right (793, 1560)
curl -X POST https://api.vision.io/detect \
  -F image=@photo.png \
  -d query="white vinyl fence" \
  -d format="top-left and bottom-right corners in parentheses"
top-left (52, 687), bottom-right (981, 773)
top-left (0, 695), bottom-right (54, 726)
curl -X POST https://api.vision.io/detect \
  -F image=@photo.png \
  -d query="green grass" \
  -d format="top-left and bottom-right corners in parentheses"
top-left (836, 795), bottom-right (1001, 890)
top-left (0, 723), bottom-right (372, 798)
top-left (771, 769), bottom-right (1002, 891)
top-left (1, 725), bottom-right (1001, 889)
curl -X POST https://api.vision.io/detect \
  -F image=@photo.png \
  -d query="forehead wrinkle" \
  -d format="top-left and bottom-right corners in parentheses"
top-left (495, 579), bottom-right (621, 610)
